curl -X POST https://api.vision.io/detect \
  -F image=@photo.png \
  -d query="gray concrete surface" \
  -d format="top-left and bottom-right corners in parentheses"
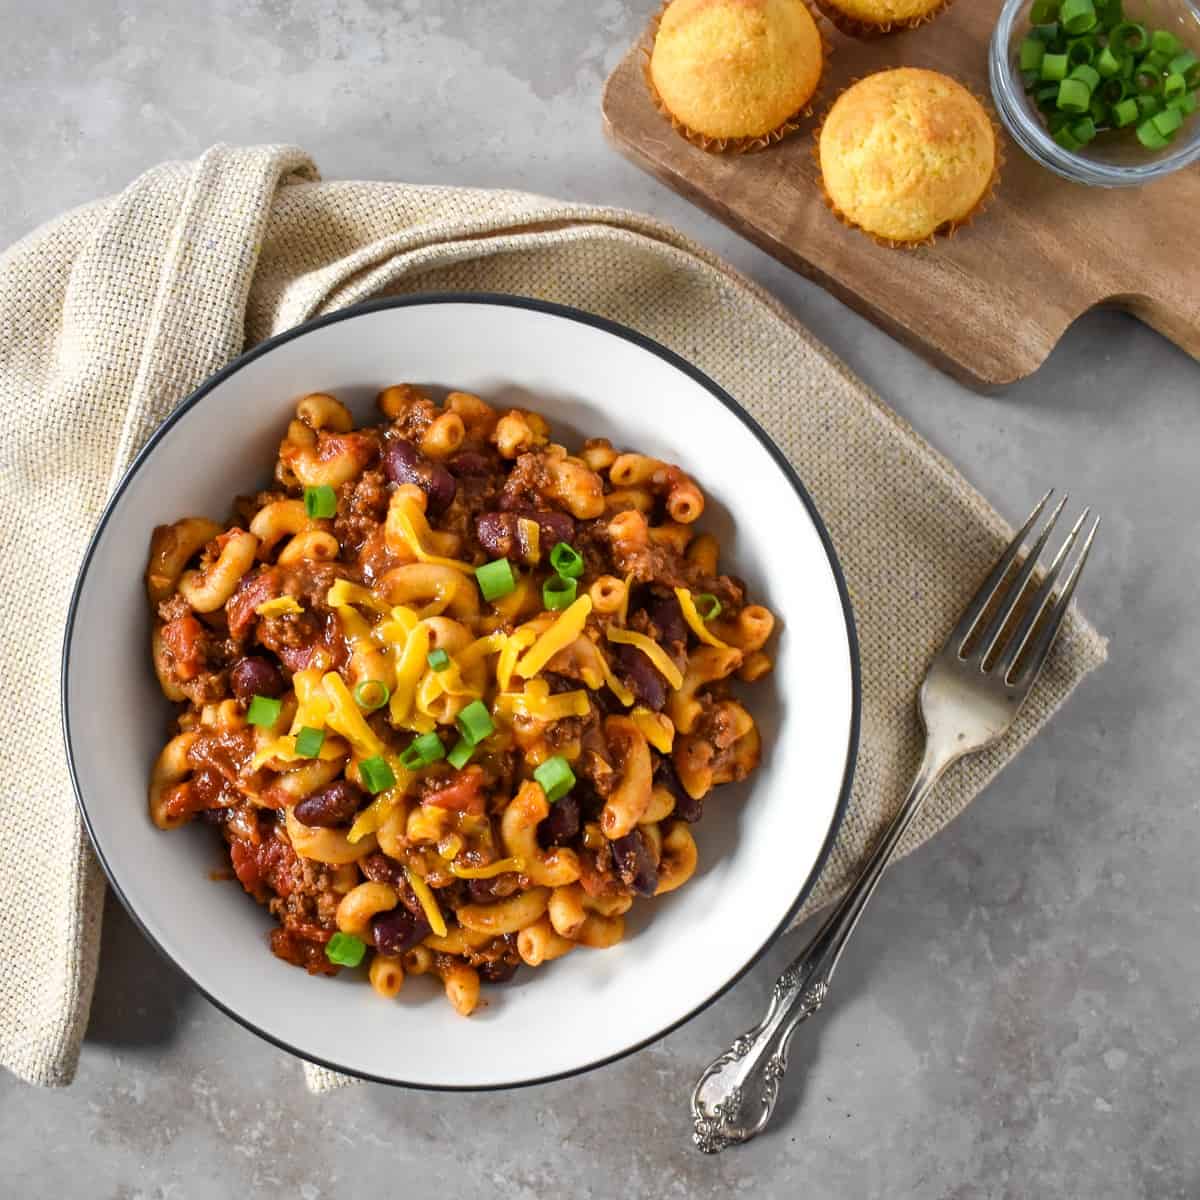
top-left (3, 2), bottom-right (1197, 1197)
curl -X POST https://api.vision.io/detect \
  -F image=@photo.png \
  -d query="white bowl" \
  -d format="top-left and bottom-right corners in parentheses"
top-left (63, 295), bottom-right (859, 1089)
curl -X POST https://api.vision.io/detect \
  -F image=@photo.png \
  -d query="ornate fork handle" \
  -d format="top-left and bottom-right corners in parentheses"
top-left (691, 744), bottom-right (954, 1154)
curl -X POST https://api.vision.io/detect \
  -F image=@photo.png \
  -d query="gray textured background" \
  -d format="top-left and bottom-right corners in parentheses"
top-left (3, 2), bottom-right (1197, 1197)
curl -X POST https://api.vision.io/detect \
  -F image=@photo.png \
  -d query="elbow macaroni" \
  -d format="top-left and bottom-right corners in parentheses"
top-left (144, 384), bottom-right (776, 1016)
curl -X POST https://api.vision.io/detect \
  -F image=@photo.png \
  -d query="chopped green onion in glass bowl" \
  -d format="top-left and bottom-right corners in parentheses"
top-left (991, 0), bottom-right (1200, 184)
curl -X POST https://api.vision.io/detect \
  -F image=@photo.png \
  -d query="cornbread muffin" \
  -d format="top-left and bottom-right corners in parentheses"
top-left (648, 0), bottom-right (826, 150)
top-left (815, 0), bottom-right (948, 36)
top-left (818, 68), bottom-right (997, 245)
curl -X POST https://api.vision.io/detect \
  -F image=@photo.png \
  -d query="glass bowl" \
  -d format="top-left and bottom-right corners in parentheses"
top-left (990, 0), bottom-right (1200, 185)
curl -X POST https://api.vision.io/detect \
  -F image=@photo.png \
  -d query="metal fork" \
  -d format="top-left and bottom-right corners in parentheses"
top-left (690, 490), bottom-right (1099, 1154)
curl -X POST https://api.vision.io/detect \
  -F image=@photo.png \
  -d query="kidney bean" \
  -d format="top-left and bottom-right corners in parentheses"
top-left (655, 756), bottom-right (702, 823)
top-left (478, 958), bottom-right (520, 985)
top-left (467, 873), bottom-right (522, 903)
top-left (475, 508), bottom-right (577, 564)
top-left (611, 829), bottom-right (658, 897)
top-left (293, 779), bottom-right (365, 828)
top-left (611, 642), bottom-right (667, 711)
top-left (360, 852), bottom-right (404, 887)
top-left (537, 792), bottom-right (581, 849)
top-left (383, 438), bottom-right (456, 514)
top-left (371, 906), bottom-right (432, 957)
top-left (230, 656), bottom-right (285, 704)
top-left (447, 450), bottom-right (493, 476)
top-left (646, 591), bottom-right (687, 647)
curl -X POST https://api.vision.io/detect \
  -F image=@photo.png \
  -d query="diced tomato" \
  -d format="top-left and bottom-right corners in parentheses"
top-left (159, 614), bottom-right (206, 681)
top-left (229, 833), bottom-right (298, 898)
top-left (422, 766), bottom-right (486, 814)
top-left (161, 781), bottom-right (205, 821)
top-left (226, 568), bottom-right (280, 639)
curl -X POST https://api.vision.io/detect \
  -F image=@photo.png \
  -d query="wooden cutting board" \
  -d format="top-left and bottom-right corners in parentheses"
top-left (602, 1), bottom-right (1200, 388)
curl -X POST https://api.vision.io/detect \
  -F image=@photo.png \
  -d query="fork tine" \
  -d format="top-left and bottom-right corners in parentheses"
top-left (1004, 515), bottom-right (1100, 689)
top-left (994, 506), bottom-right (1091, 681)
top-left (975, 494), bottom-right (1069, 666)
top-left (948, 489), bottom-right (1054, 656)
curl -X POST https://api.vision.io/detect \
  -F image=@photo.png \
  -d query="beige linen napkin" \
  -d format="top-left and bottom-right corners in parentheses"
top-left (0, 144), bottom-right (1106, 1096)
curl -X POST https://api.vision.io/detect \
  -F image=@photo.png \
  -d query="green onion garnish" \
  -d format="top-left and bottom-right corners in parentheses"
top-left (1030, 0), bottom-right (1058, 24)
top-left (304, 484), bottom-right (337, 519)
top-left (1041, 51), bottom-right (1069, 80)
top-left (475, 558), bottom-right (516, 602)
top-left (693, 593), bottom-right (722, 621)
top-left (1021, 37), bottom-right (1047, 71)
top-left (1067, 37), bottom-right (1096, 67)
top-left (543, 575), bottom-right (578, 611)
top-left (359, 755), bottom-right (396, 794)
top-left (1058, 76), bottom-right (1093, 112)
top-left (456, 699), bottom-right (495, 746)
top-left (1112, 96), bottom-right (1140, 125)
top-left (325, 932), bottom-right (366, 967)
top-left (1151, 29), bottom-right (1181, 57)
top-left (1110, 22), bottom-right (1149, 54)
top-left (1136, 116), bottom-right (1170, 147)
top-left (1060, 0), bottom-right (1097, 35)
top-left (548, 541), bottom-right (584, 579)
top-left (1095, 45), bottom-right (1123, 78)
top-left (246, 695), bottom-right (282, 727)
top-left (1164, 72), bottom-right (1187, 101)
top-left (353, 679), bottom-right (390, 711)
top-left (294, 726), bottom-right (326, 758)
top-left (533, 755), bottom-right (576, 803)
top-left (447, 738), bottom-right (474, 770)
top-left (427, 648), bottom-right (451, 672)
top-left (399, 732), bottom-right (446, 769)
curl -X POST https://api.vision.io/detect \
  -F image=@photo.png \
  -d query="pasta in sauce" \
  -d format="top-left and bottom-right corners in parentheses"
top-left (145, 386), bottom-right (776, 1013)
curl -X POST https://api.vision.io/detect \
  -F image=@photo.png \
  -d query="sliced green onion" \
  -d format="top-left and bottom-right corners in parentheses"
top-left (399, 731), bottom-right (446, 769)
top-left (1032, 21), bottom-right (1061, 42)
top-left (427, 647), bottom-right (451, 672)
top-left (1150, 28), bottom-right (1181, 57)
top-left (1048, 108), bottom-right (1075, 133)
top-left (1167, 90), bottom-right (1198, 115)
top-left (1067, 36), bottom-right (1096, 66)
top-left (1094, 0), bottom-right (1122, 29)
top-left (325, 932), bottom-right (366, 968)
top-left (548, 541), bottom-right (585, 580)
top-left (359, 755), bottom-right (396, 794)
top-left (1095, 45), bottom-right (1123, 77)
top-left (1169, 51), bottom-right (1199, 77)
top-left (456, 699), bottom-right (494, 746)
top-left (1041, 51), bottom-right (1069, 80)
top-left (1054, 126), bottom-right (1084, 150)
top-left (1037, 83), bottom-right (1063, 108)
top-left (693, 593), bottom-right (723, 621)
top-left (1099, 76), bottom-right (1128, 103)
top-left (1021, 36), bottom-right (1048, 71)
top-left (304, 484), bottom-right (337, 520)
top-left (474, 557), bottom-right (516, 602)
top-left (1136, 93), bottom-right (1162, 118)
top-left (246, 694), bottom-right (282, 727)
top-left (1164, 72), bottom-right (1188, 101)
top-left (1058, 76), bottom-right (1093, 112)
top-left (294, 726), bottom-right (326, 758)
top-left (1089, 95), bottom-right (1111, 124)
top-left (1152, 105), bottom-right (1184, 136)
top-left (1134, 67), bottom-right (1163, 95)
top-left (1144, 48), bottom-right (1172, 73)
top-left (1109, 21), bottom-right (1149, 54)
top-left (1112, 96), bottom-right (1140, 125)
top-left (1136, 116), bottom-right (1170, 147)
top-left (353, 679), bottom-right (390, 711)
top-left (1060, 0), bottom-right (1097, 35)
top-left (533, 755), bottom-right (576, 803)
top-left (1069, 63), bottom-right (1101, 91)
top-left (1031, 0), bottom-right (1059, 23)
top-left (543, 575), bottom-right (578, 611)
top-left (447, 737), bottom-right (474, 770)
top-left (1071, 115), bottom-right (1098, 142)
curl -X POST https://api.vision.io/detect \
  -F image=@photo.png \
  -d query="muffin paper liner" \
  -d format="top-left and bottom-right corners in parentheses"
top-left (811, 0), bottom-right (956, 39)
top-left (642, 0), bottom-right (834, 154)
top-left (812, 73), bottom-right (1005, 248)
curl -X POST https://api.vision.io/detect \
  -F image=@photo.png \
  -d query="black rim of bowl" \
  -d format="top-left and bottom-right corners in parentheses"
top-left (61, 292), bottom-right (862, 1092)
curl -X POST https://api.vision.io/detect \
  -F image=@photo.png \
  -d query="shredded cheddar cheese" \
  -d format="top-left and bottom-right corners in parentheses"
top-left (516, 596), bottom-right (593, 679)
top-left (288, 668), bottom-right (331, 735)
top-left (605, 626), bottom-right (684, 690)
top-left (448, 856), bottom-right (526, 880)
top-left (250, 734), bottom-right (344, 772)
top-left (491, 570), bottom-right (534, 622)
top-left (631, 706), bottom-right (675, 753)
top-left (321, 672), bottom-right (384, 758)
top-left (326, 578), bottom-right (389, 614)
top-left (389, 621), bottom-right (432, 727)
top-left (404, 865), bottom-right (449, 936)
top-left (347, 790), bottom-right (403, 844)
top-left (438, 834), bottom-right (464, 860)
top-left (616, 572), bottom-right (633, 626)
top-left (597, 652), bottom-right (635, 708)
top-left (388, 495), bottom-right (473, 573)
top-left (255, 595), bottom-right (303, 617)
top-left (674, 587), bottom-right (731, 649)
top-left (495, 679), bottom-right (591, 722)
top-left (497, 627), bottom-right (537, 692)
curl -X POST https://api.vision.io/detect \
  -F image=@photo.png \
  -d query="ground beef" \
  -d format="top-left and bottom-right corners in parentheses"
top-left (270, 927), bottom-right (338, 976)
top-left (334, 469), bottom-right (389, 556)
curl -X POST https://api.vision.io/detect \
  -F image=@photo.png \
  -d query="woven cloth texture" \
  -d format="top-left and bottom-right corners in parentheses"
top-left (0, 144), bottom-right (1106, 1095)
